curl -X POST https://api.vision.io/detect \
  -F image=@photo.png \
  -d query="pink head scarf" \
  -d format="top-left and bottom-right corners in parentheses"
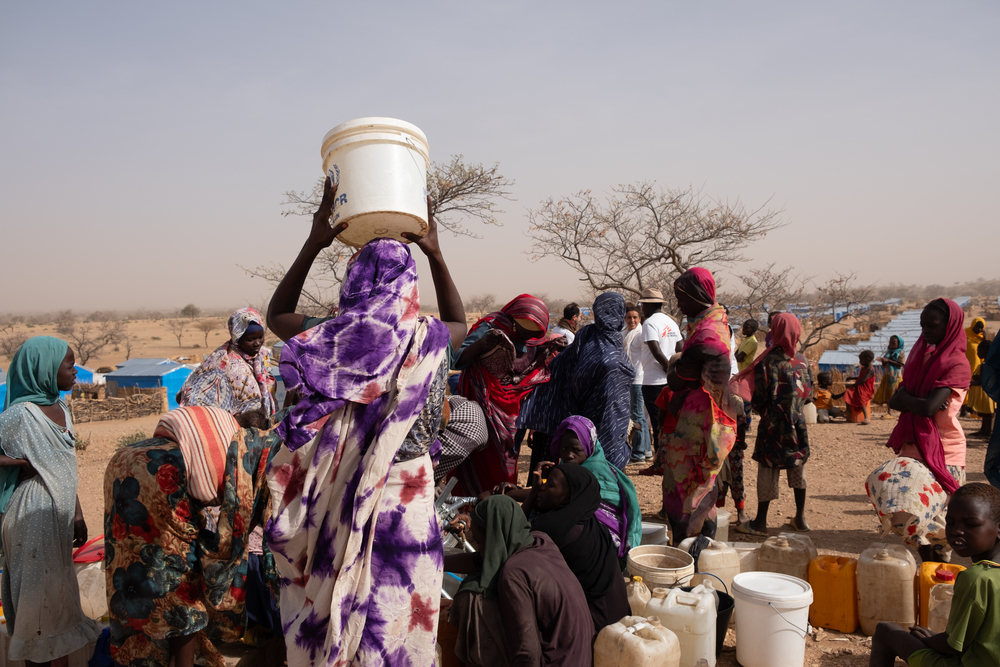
top-left (730, 312), bottom-right (802, 402)
top-left (886, 298), bottom-right (971, 494)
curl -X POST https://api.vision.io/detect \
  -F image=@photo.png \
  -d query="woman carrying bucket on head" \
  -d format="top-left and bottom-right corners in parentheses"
top-left (264, 170), bottom-right (468, 666)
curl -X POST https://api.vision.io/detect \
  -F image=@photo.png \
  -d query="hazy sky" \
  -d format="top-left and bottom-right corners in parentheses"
top-left (2, 2), bottom-right (997, 314)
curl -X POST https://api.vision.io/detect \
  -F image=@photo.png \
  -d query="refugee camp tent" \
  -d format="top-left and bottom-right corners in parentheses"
top-left (105, 359), bottom-right (194, 410)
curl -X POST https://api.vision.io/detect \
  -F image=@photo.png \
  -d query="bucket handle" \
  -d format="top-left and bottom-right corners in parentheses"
top-left (767, 602), bottom-right (813, 637)
top-left (675, 571), bottom-right (729, 596)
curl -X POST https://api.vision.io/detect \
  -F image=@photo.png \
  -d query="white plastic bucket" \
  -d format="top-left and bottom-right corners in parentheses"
top-left (640, 521), bottom-right (669, 545)
top-left (627, 545), bottom-right (696, 588)
top-left (320, 117), bottom-right (430, 248)
top-left (732, 572), bottom-right (812, 667)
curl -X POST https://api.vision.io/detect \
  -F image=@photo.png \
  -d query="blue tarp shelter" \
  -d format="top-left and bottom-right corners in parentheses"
top-left (105, 359), bottom-right (194, 410)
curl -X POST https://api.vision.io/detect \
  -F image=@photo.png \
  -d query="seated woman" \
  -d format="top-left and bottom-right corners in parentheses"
top-left (177, 307), bottom-right (276, 415)
top-left (444, 495), bottom-right (594, 667)
top-left (104, 406), bottom-right (282, 667)
top-left (549, 415), bottom-right (641, 560)
top-left (520, 462), bottom-right (630, 632)
top-left (0, 337), bottom-right (102, 667)
top-left (866, 298), bottom-right (970, 562)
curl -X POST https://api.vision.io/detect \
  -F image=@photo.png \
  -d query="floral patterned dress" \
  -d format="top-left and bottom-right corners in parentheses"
top-left (104, 425), bottom-right (280, 667)
top-left (865, 456), bottom-right (961, 558)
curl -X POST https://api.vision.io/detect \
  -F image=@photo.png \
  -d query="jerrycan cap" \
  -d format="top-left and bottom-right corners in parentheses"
top-left (935, 568), bottom-right (956, 582)
top-left (775, 536), bottom-right (789, 547)
top-left (632, 575), bottom-right (643, 583)
top-left (651, 587), bottom-right (669, 599)
top-left (875, 549), bottom-right (891, 561)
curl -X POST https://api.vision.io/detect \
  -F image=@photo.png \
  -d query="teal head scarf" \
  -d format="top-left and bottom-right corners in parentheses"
top-left (457, 494), bottom-right (534, 598)
top-left (3, 336), bottom-right (70, 410)
top-left (0, 336), bottom-right (70, 514)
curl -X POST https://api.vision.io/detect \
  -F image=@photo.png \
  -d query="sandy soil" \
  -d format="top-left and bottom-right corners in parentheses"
top-left (70, 410), bottom-right (993, 666)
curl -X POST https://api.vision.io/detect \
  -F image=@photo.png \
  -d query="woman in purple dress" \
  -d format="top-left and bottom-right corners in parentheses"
top-left (264, 177), bottom-right (467, 666)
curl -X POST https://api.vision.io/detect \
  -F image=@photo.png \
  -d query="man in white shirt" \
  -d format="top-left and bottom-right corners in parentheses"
top-left (638, 288), bottom-right (683, 444)
top-left (624, 303), bottom-right (652, 461)
top-left (550, 303), bottom-right (581, 344)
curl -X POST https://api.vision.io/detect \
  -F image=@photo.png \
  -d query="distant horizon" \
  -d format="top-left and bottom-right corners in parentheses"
top-left (3, 2), bottom-right (997, 312)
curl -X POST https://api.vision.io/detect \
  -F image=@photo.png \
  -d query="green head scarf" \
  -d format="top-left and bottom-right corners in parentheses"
top-left (0, 336), bottom-right (70, 514)
top-left (3, 336), bottom-right (70, 410)
top-left (457, 494), bottom-right (534, 599)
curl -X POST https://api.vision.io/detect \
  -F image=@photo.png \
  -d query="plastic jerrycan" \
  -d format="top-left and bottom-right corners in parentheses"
top-left (918, 562), bottom-right (964, 627)
top-left (758, 533), bottom-right (818, 582)
top-left (646, 586), bottom-right (716, 667)
top-left (808, 556), bottom-right (859, 633)
top-left (927, 584), bottom-right (955, 634)
top-left (594, 616), bottom-right (681, 667)
top-left (723, 542), bottom-right (761, 573)
top-left (857, 542), bottom-right (917, 636)
top-left (715, 509), bottom-right (730, 542)
top-left (628, 576), bottom-right (653, 616)
top-left (677, 538), bottom-right (740, 594)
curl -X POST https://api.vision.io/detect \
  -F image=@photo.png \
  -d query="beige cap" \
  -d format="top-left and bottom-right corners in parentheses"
top-left (637, 288), bottom-right (666, 304)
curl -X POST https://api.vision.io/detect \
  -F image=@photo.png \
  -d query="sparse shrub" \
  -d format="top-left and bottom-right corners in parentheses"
top-left (151, 336), bottom-right (161, 340)
top-left (96, 366), bottom-right (114, 373)
top-left (116, 431), bottom-right (148, 449)
top-left (75, 435), bottom-right (91, 451)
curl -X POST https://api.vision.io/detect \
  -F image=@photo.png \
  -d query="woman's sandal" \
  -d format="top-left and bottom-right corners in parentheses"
top-left (734, 522), bottom-right (768, 537)
top-left (789, 516), bottom-right (811, 532)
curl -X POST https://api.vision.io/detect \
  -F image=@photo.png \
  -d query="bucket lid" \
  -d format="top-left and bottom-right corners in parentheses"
top-left (732, 572), bottom-right (812, 606)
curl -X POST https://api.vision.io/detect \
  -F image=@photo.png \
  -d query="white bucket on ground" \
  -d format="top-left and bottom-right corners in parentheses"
top-left (627, 545), bottom-right (696, 588)
top-left (732, 571), bottom-right (812, 667)
top-left (320, 117), bottom-right (430, 248)
top-left (641, 521), bottom-right (670, 545)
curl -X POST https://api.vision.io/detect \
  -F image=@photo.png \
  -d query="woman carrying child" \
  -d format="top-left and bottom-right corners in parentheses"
top-left (733, 312), bottom-right (813, 535)
top-left (661, 267), bottom-right (738, 543)
top-left (841, 350), bottom-right (877, 424)
top-left (866, 298), bottom-right (970, 562)
top-left (870, 483), bottom-right (1000, 666)
top-left (872, 335), bottom-right (906, 414)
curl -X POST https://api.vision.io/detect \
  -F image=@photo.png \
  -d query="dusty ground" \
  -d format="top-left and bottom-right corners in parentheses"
top-left (72, 409), bottom-right (992, 666)
top-left (618, 414), bottom-right (989, 667)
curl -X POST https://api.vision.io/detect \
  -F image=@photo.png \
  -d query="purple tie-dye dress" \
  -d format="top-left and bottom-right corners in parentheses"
top-left (266, 239), bottom-right (450, 666)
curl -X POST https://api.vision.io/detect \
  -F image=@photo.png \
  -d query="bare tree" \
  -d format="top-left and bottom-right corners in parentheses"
top-left (180, 304), bottom-right (201, 319)
top-left (166, 320), bottom-right (187, 347)
top-left (720, 263), bottom-right (810, 327)
top-left (196, 319), bottom-right (220, 347)
top-left (121, 334), bottom-right (137, 360)
top-left (0, 332), bottom-right (27, 360)
top-left (65, 324), bottom-right (107, 366)
top-left (799, 272), bottom-right (876, 355)
top-left (55, 309), bottom-right (76, 335)
top-left (527, 183), bottom-right (784, 299)
top-left (244, 155), bottom-right (515, 314)
top-left (465, 293), bottom-right (499, 317)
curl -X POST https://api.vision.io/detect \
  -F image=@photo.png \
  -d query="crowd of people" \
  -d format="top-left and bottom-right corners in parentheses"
top-left (1, 173), bottom-right (999, 666)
